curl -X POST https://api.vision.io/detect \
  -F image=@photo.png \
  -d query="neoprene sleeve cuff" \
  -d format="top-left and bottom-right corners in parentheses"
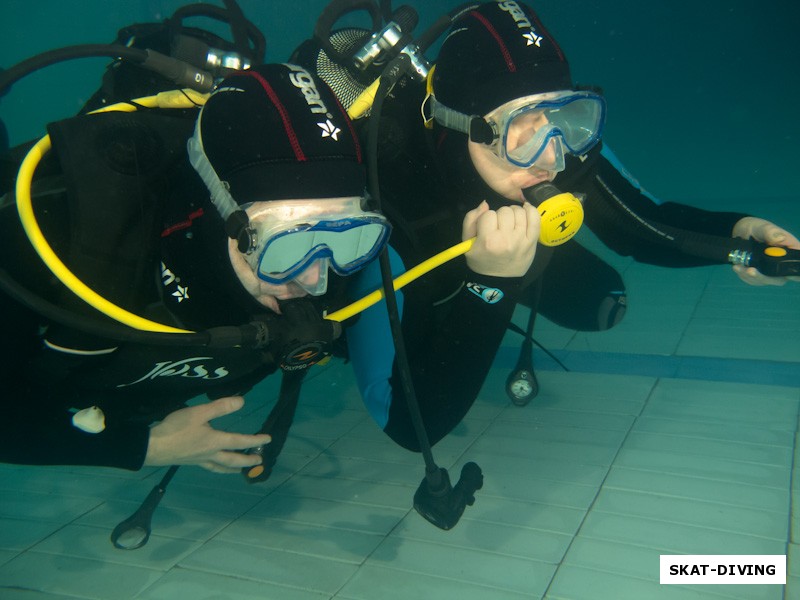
top-left (0, 416), bottom-right (151, 471)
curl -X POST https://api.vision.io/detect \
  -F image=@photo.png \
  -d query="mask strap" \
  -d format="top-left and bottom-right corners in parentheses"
top-left (187, 121), bottom-right (257, 253)
top-left (425, 94), bottom-right (495, 145)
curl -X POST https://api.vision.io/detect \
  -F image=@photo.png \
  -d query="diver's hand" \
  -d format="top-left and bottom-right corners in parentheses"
top-left (144, 396), bottom-right (271, 473)
top-left (462, 201), bottom-right (540, 277)
top-left (732, 217), bottom-right (800, 286)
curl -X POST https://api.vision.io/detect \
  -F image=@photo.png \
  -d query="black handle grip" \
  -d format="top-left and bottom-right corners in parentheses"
top-left (747, 243), bottom-right (800, 277)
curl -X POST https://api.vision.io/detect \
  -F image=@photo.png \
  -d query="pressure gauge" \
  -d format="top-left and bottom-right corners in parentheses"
top-left (505, 369), bottom-right (538, 406)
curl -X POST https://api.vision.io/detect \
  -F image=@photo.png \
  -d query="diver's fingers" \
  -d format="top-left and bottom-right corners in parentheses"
top-left (756, 222), bottom-right (800, 249)
top-left (462, 200), bottom-right (490, 240)
top-left (215, 431), bottom-right (272, 452)
top-left (209, 449), bottom-right (264, 469)
top-left (523, 202), bottom-right (541, 243)
top-left (199, 461), bottom-right (243, 474)
top-left (494, 205), bottom-right (517, 232)
top-left (734, 217), bottom-right (800, 250)
top-left (732, 264), bottom-right (787, 287)
top-left (192, 396), bottom-right (247, 423)
top-left (473, 205), bottom-right (501, 239)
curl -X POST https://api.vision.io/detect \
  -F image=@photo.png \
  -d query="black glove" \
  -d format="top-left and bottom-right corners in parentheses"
top-left (265, 298), bottom-right (342, 371)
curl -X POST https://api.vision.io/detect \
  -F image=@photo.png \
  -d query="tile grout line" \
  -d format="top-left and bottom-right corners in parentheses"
top-left (782, 398), bottom-right (800, 600)
top-left (672, 267), bottom-right (716, 357)
top-left (328, 393), bottom-right (512, 599)
top-left (541, 376), bottom-right (661, 599)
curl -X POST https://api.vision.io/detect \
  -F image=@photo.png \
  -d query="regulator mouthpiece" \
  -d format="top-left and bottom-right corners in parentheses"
top-left (523, 182), bottom-right (584, 246)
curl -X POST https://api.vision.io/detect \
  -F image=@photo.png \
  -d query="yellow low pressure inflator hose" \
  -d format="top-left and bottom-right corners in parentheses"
top-left (15, 88), bottom-right (475, 333)
top-left (17, 134), bottom-right (192, 333)
top-left (326, 238), bottom-right (474, 322)
top-left (347, 78), bottom-right (380, 121)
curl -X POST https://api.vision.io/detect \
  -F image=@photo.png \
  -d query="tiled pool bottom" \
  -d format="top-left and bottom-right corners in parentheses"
top-left (0, 360), bottom-right (797, 600)
top-left (2, 202), bottom-right (800, 599)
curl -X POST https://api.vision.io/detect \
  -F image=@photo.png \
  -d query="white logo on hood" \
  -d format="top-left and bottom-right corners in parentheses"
top-left (286, 63), bottom-right (333, 119)
top-left (523, 31), bottom-right (542, 47)
top-left (497, 0), bottom-right (544, 47)
top-left (497, 1), bottom-right (532, 29)
top-left (318, 119), bottom-right (341, 140)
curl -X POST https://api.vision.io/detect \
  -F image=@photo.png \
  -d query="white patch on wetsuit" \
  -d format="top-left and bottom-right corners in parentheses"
top-left (71, 406), bottom-right (106, 433)
top-left (466, 282), bottom-right (504, 304)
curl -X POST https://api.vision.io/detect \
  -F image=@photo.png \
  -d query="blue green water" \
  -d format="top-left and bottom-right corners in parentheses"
top-left (1, 0), bottom-right (798, 209)
top-left (0, 4), bottom-right (798, 597)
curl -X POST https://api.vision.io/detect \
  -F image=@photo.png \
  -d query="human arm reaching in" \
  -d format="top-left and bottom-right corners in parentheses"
top-left (144, 396), bottom-right (271, 473)
top-left (572, 146), bottom-right (800, 284)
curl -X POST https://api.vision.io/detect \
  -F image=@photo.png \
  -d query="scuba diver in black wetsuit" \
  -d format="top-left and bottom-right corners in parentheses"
top-left (0, 63), bottom-right (366, 470)
top-left (0, 57), bottom-right (538, 476)
top-left (294, 0), bottom-right (800, 407)
top-left (0, 0), bottom-right (512, 532)
top-left (0, 0), bottom-right (798, 543)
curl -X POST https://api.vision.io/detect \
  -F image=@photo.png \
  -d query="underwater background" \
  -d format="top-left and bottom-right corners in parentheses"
top-left (1, 2), bottom-right (799, 599)
top-left (2, 0), bottom-right (798, 208)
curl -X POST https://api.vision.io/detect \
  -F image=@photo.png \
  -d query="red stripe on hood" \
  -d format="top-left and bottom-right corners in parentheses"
top-left (246, 70), bottom-right (306, 161)
top-left (472, 11), bottom-right (516, 73)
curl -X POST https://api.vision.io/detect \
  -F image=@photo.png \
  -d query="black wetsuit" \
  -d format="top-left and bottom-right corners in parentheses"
top-left (0, 110), bottom-right (283, 469)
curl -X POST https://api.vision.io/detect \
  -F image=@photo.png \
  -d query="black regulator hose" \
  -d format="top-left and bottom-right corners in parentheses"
top-left (0, 267), bottom-right (274, 349)
top-left (367, 56), bottom-right (439, 476)
top-left (414, 2), bottom-right (481, 53)
top-left (366, 51), bottom-right (483, 530)
top-left (170, 1), bottom-right (266, 64)
top-left (0, 44), bottom-right (216, 97)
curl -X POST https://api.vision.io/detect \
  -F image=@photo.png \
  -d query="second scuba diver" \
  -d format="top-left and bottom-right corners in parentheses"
top-left (297, 0), bottom-right (800, 405)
